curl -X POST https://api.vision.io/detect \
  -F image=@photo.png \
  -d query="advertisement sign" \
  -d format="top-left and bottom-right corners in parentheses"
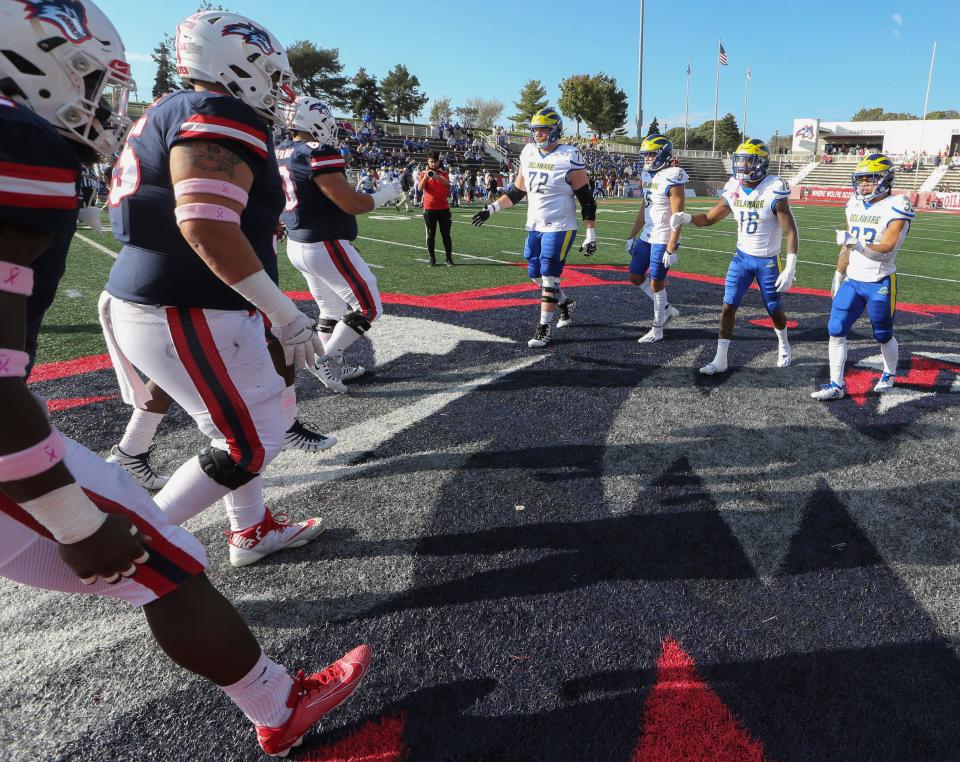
top-left (792, 118), bottom-right (820, 153)
top-left (927, 191), bottom-right (960, 211)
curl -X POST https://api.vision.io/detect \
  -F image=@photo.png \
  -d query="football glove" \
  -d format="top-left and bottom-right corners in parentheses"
top-left (371, 180), bottom-right (402, 208)
top-left (472, 206), bottom-right (495, 226)
top-left (670, 212), bottom-right (692, 231)
top-left (579, 227), bottom-right (597, 256)
top-left (775, 253), bottom-right (797, 292)
top-left (625, 237), bottom-right (635, 254)
top-left (78, 205), bottom-right (102, 235)
top-left (271, 312), bottom-right (323, 369)
top-left (831, 271), bottom-right (845, 298)
top-left (835, 230), bottom-right (858, 247)
top-left (662, 249), bottom-right (678, 268)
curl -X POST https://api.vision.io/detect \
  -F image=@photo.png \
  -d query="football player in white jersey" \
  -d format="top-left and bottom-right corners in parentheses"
top-left (811, 154), bottom-right (913, 400)
top-left (670, 139), bottom-right (799, 372)
top-left (625, 135), bottom-right (687, 342)
top-left (471, 108), bottom-right (597, 347)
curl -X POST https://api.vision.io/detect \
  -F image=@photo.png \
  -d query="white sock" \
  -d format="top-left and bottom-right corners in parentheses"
top-left (828, 336), bottom-right (848, 386)
top-left (639, 280), bottom-right (655, 301)
top-left (714, 338), bottom-right (730, 367)
top-left (221, 651), bottom-right (294, 728)
top-left (653, 290), bottom-right (667, 327)
top-left (280, 385), bottom-right (296, 430)
top-left (540, 309), bottom-right (556, 325)
top-left (324, 319), bottom-right (363, 359)
top-left (774, 327), bottom-right (790, 351)
top-left (316, 317), bottom-right (338, 348)
top-left (879, 337), bottom-right (898, 375)
top-left (154, 456), bottom-right (231, 525)
top-left (223, 476), bottom-right (266, 531)
top-left (558, 288), bottom-right (569, 305)
top-left (118, 409), bottom-right (164, 455)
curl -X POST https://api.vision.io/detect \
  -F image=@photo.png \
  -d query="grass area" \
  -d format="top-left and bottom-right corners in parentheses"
top-left (39, 198), bottom-right (960, 364)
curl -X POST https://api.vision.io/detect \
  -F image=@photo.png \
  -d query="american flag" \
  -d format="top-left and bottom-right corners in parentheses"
top-left (719, 42), bottom-right (728, 66)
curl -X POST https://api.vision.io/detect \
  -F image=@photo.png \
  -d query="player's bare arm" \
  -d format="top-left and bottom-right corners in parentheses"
top-left (315, 171), bottom-right (377, 215)
top-left (775, 198), bottom-right (799, 252)
top-left (0, 222), bottom-right (150, 581)
top-left (169, 139), bottom-right (261, 285)
top-left (859, 218), bottom-right (907, 258)
top-left (674, 198), bottom-right (729, 230)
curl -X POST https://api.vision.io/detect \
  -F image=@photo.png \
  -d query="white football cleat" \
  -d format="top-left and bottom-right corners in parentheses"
top-left (107, 445), bottom-right (170, 490)
top-left (309, 356), bottom-right (348, 393)
top-left (556, 299), bottom-right (577, 328)
top-left (811, 382), bottom-right (845, 401)
top-left (699, 361), bottom-right (728, 375)
top-left (528, 323), bottom-right (552, 348)
top-left (664, 304), bottom-right (680, 323)
top-left (638, 326), bottom-right (663, 343)
top-left (226, 508), bottom-right (324, 568)
top-left (874, 372), bottom-right (896, 392)
top-left (777, 346), bottom-right (792, 368)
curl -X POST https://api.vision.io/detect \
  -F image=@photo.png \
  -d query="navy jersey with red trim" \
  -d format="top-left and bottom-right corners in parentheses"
top-left (106, 91), bottom-right (284, 310)
top-left (0, 97), bottom-right (80, 370)
top-left (276, 139), bottom-right (357, 243)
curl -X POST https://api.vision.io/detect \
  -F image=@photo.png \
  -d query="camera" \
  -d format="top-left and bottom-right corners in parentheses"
top-left (427, 170), bottom-right (435, 178)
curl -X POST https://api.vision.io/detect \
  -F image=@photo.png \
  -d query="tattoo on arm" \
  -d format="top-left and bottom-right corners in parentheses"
top-left (185, 141), bottom-right (245, 178)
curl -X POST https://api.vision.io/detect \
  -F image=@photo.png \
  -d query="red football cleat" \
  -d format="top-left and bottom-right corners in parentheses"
top-left (256, 644), bottom-right (372, 757)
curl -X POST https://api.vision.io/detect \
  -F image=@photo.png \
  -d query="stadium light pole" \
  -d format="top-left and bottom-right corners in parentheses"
top-left (712, 39), bottom-right (721, 154)
top-left (684, 61), bottom-right (690, 150)
top-left (636, 0), bottom-right (645, 145)
top-left (913, 40), bottom-right (937, 193)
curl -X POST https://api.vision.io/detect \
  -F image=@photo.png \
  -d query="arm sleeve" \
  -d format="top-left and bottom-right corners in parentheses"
top-left (170, 95), bottom-right (270, 172)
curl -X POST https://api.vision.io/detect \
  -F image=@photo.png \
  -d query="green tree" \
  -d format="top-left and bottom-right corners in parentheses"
top-left (287, 41), bottom-right (351, 110)
top-left (429, 97), bottom-right (453, 124)
top-left (511, 79), bottom-right (549, 129)
top-left (697, 113), bottom-right (740, 153)
top-left (926, 109), bottom-right (960, 120)
top-left (584, 74), bottom-right (628, 139)
top-left (463, 97), bottom-right (504, 128)
top-left (767, 132), bottom-right (792, 153)
top-left (851, 106), bottom-right (918, 121)
top-left (151, 35), bottom-right (178, 99)
top-left (455, 104), bottom-right (479, 127)
top-left (349, 68), bottom-right (386, 120)
top-left (380, 64), bottom-right (428, 123)
top-left (557, 74), bottom-right (597, 137)
top-left (645, 117), bottom-right (660, 136)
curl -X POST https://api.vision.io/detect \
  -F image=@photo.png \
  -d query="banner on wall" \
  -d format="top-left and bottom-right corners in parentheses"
top-left (792, 118), bottom-right (820, 153)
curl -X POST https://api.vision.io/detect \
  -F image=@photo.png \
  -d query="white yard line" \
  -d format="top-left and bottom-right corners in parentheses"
top-left (355, 235), bottom-right (514, 265)
top-left (74, 232), bottom-right (117, 259)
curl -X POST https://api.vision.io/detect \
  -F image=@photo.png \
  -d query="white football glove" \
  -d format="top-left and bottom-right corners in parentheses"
top-left (270, 311), bottom-right (323, 369)
top-left (775, 253), bottom-right (798, 293)
top-left (371, 180), bottom-right (402, 208)
top-left (835, 229), bottom-right (858, 247)
top-left (670, 212), bottom-right (692, 231)
top-left (625, 237), bottom-right (635, 254)
top-left (78, 205), bottom-right (102, 235)
top-left (662, 249), bottom-right (678, 268)
top-left (831, 270), bottom-right (846, 298)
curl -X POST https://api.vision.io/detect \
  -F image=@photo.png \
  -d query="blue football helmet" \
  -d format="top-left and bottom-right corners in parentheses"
top-left (529, 108), bottom-right (562, 148)
top-left (639, 134), bottom-right (672, 172)
top-left (732, 139), bottom-right (771, 183)
top-left (852, 154), bottom-right (895, 203)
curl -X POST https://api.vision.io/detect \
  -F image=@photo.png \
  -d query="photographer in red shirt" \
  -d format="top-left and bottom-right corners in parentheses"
top-left (418, 151), bottom-right (454, 266)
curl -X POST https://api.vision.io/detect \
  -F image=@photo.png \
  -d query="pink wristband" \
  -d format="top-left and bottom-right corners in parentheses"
top-left (174, 203), bottom-right (242, 225)
top-left (173, 179), bottom-right (249, 206)
top-left (0, 428), bottom-right (65, 482)
top-left (0, 348), bottom-right (29, 378)
top-left (0, 261), bottom-right (33, 296)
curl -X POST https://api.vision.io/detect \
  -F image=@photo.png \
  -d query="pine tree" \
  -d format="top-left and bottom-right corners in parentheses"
top-left (349, 68), bottom-right (386, 120)
top-left (287, 41), bottom-right (351, 110)
top-left (510, 79), bottom-right (548, 129)
top-left (380, 65), bottom-right (428, 123)
top-left (151, 35), bottom-right (178, 100)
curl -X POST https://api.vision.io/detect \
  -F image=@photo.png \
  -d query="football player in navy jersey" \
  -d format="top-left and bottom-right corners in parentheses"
top-left (277, 96), bottom-right (401, 389)
top-left (0, 3), bottom-right (368, 756)
top-left (100, 11), bottom-right (336, 568)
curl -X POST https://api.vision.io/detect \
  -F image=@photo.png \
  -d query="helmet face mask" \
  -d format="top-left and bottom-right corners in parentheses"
top-left (638, 134), bottom-right (672, 172)
top-left (0, 0), bottom-right (134, 157)
top-left (852, 154), bottom-right (895, 203)
top-left (529, 107), bottom-right (562, 148)
top-left (731, 139), bottom-right (770, 183)
top-left (175, 11), bottom-right (294, 125)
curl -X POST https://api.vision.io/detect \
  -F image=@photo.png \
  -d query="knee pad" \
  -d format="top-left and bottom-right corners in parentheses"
top-left (198, 446), bottom-right (256, 489)
top-left (530, 277), bottom-right (543, 287)
top-left (342, 309), bottom-right (373, 334)
top-left (316, 318), bottom-right (338, 335)
top-left (540, 275), bottom-right (560, 304)
top-left (827, 317), bottom-right (847, 337)
top-left (873, 327), bottom-right (894, 344)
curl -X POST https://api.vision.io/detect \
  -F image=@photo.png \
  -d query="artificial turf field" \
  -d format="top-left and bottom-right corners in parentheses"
top-left (2, 199), bottom-right (960, 761)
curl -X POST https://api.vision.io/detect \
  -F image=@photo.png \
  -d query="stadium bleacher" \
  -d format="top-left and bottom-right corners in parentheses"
top-left (803, 159), bottom-right (937, 189)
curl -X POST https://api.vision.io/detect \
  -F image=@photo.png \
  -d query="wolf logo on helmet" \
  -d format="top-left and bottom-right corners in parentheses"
top-left (221, 21), bottom-right (276, 55)
top-left (17, 0), bottom-right (91, 43)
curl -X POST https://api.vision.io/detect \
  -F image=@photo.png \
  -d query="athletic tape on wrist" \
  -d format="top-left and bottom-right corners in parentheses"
top-left (19, 483), bottom-right (107, 545)
top-left (0, 348), bottom-right (29, 378)
top-left (0, 428), bottom-right (65, 482)
top-left (174, 203), bottom-right (241, 225)
top-left (489, 202), bottom-right (501, 214)
top-left (0, 262), bottom-right (34, 296)
top-left (174, 179), bottom-right (249, 207)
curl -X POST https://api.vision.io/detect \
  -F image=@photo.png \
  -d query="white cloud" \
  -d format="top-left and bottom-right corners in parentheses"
top-left (126, 52), bottom-right (153, 62)
top-left (891, 13), bottom-right (903, 25)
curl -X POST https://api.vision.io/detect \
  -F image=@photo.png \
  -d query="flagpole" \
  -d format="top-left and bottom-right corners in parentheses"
top-left (913, 40), bottom-right (937, 192)
top-left (742, 67), bottom-right (749, 142)
top-left (636, 0), bottom-right (645, 144)
top-left (712, 39), bottom-right (721, 154)
top-left (684, 61), bottom-right (690, 149)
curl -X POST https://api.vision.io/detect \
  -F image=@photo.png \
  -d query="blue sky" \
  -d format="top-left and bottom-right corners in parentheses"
top-left (99, 0), bottom-right (960, 140)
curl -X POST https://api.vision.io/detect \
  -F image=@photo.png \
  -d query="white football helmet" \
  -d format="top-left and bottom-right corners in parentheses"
top-left (174, 11), bottom-right (294, 125)
top-left (0, 0), bottom-right (133, 156)
top-left (284, 96), bottom-right (338, 145)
